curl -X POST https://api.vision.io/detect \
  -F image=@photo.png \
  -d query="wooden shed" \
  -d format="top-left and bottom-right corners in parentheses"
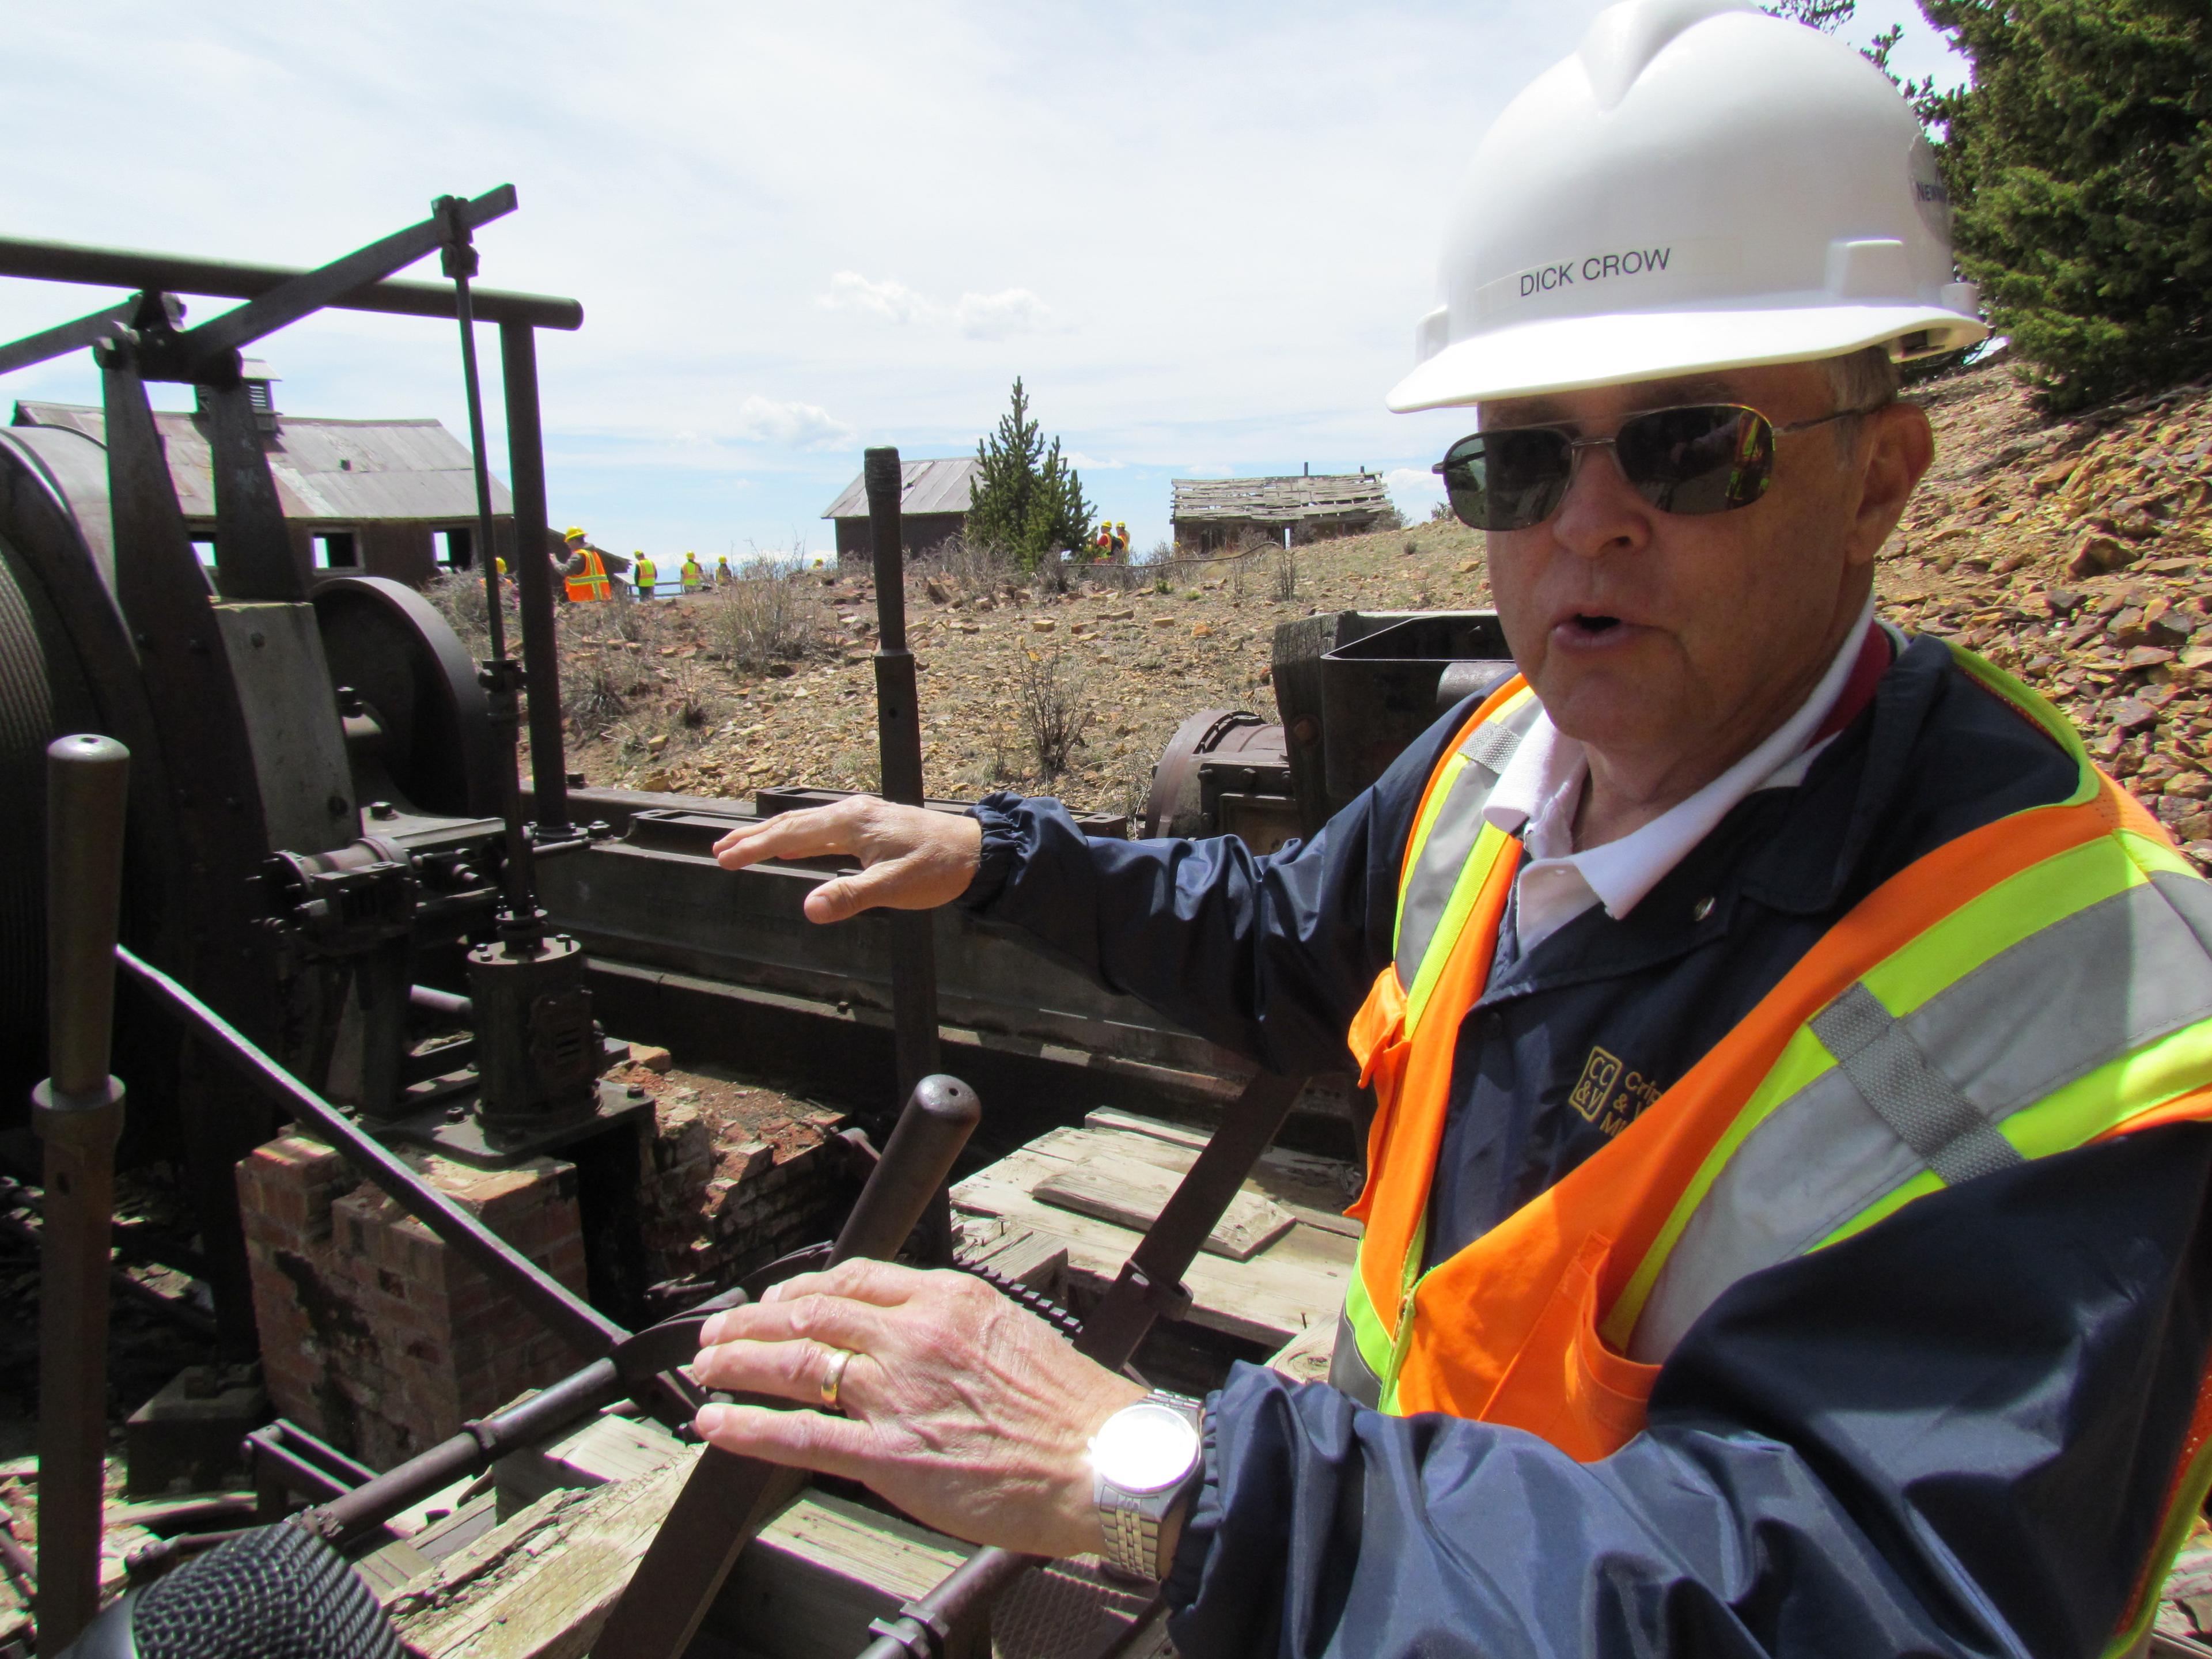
top-left (13, 363), bottom-right (512, 589)
top-left (820, 456), bottom-right (979, 562)
top-left (1171, 469), bottom-right (1396, 552)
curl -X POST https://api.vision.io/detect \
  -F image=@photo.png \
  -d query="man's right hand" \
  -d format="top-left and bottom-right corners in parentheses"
top-left (712, 797), bottom-right (983, 923)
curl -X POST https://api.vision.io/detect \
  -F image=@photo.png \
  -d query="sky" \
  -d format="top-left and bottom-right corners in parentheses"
top-left (0, 1), bottom-right (1970, 559)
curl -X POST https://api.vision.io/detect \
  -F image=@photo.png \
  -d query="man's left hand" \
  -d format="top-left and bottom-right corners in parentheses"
top-left (691, 1260), bottom-right (1145, 1556)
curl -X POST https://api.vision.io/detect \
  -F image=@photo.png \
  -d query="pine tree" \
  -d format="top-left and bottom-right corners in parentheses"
top-left (965, 378), bottom-right (1094, 569)
top-left (1921, 0), bottom-right (2211, 412)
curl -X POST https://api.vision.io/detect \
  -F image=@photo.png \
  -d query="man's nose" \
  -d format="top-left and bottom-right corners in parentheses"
top-left (1547, 441), bottom-right (1653, 558)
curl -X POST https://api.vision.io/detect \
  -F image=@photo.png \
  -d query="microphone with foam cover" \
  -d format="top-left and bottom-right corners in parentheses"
top-left (58, 1522), bottom-right (402, 1659)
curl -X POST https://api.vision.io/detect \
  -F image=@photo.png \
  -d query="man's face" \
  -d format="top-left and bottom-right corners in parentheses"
top-left (1478, 362), bottom-right (1897, 765)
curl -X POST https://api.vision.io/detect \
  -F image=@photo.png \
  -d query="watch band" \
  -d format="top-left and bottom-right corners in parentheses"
top-left (1095, 1391), bottom-right (1203, 1581)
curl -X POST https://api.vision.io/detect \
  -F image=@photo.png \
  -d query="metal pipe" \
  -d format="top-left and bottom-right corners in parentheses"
top-left (34, 734), bottom-right (131, 1656)
top-left (830, 1075), bottom-right (978, 1264)
top-left (862, 447), bottom-right (950, 1265)
top-left (590, 1073), bottom-right (984, 1659)
top-left (118, 944), bottom-right (628, 1364)
top-left (849, 1069), bottom-right (1308, 1659)
top-left (313, 1358), bottom-right (624, 1544)
top-left (408, 985), bottom-right (474, 1022)
top-left (499, 321), bottom-right (572, 835)
top-left (0, 235), bottom-right (582, 331)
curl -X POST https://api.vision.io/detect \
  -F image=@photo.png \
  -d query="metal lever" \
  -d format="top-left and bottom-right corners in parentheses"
top-left (589, 1074), bottom-right (983, 1659)
top-left (34, 736), bottom-right (131, 1656)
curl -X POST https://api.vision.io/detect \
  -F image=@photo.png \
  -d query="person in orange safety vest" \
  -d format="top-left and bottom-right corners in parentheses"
top-left (667, 7), bottom-right (2212, 1655)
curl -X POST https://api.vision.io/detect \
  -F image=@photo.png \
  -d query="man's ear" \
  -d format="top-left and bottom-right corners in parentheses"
top-left (1847, 402), bottom-right (1934, 568)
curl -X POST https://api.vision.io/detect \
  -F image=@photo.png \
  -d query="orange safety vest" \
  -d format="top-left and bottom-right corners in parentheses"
top-left (1338, 648), bottom-right (2212, 1654)
top-left (564, 547), bottom-right (611, 602)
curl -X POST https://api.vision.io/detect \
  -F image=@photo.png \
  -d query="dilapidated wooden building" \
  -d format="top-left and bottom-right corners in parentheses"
top-left (1170, 468), bottom-right (1396, 551)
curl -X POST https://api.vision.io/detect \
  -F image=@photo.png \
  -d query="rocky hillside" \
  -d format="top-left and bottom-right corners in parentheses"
top-left (518, 357), bottom-right (2212, 858)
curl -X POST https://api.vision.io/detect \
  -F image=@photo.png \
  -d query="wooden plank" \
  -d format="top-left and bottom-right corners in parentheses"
top-left (952, 1164), bottom-right (1351, 1349)
top-left (497, 1412), bottom-right (685, 1514)
top-left (1265, 1316), bottom-right (1337, 1387)
top-left (386, 1450), bottom-right (701, 1659)
top-left (714, 1490), bottom-right (980, 1659)
top-left (1070, 1115), bottom-right (1365, 1238)
top-left (1035, 1155), bottom-right (1294, 1262)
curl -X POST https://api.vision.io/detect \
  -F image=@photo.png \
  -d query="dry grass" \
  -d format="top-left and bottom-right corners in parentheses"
top-left (1018, 649), bottom-right (1092, 779)
top-left (713, 565), bottom-right (821, 673)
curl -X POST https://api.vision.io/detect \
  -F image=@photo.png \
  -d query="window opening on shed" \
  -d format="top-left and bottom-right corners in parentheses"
top-left (190, 537), bottom-right (217, 567)
top-left (438, 527), bottom-right (474, 570)
top-left (314, 533), bottom-right (358, 570)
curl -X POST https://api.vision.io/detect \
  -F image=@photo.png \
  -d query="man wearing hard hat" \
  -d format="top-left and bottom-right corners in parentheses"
top-left (691, 5), bottom-right (2212, 1653)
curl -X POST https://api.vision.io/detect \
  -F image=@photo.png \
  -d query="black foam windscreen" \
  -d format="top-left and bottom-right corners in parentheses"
top-left (128, 1524), bottom-right (402, 1659)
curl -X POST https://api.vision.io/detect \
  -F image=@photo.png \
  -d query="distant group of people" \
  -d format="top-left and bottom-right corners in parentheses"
top-left (557, 527), bottom-right (734, 602)
top-left (1090, 520), bottom-right (1131, 559)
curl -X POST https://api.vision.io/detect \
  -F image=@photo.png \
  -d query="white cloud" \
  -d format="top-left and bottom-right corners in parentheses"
top-left (818, 271), bottom-right (1059, 340)
top-left (730, 395), bottom-right (854, 450)
top-left (1065, 450), bottom-right (1122, 470)
top-left (1380, 462), bottom-right (1451, 513)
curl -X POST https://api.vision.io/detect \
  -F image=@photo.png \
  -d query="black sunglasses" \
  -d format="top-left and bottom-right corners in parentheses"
top-left (1432, 402), bottom-right (1878, 532)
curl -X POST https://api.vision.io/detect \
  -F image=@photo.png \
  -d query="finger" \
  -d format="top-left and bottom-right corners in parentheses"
top-left (712, 805), bottom-right (854, 870)
top-left (699, 1283), bottom-right (906, 1352)
top-left (802, 855), bottom-right (932, 922)
top-left (694, 1402), bottom-right (880, 1482)
top-left (755, 1259), bottom-right (934, 1313)
top-left (690, 1335), bottom-right (878, 1407)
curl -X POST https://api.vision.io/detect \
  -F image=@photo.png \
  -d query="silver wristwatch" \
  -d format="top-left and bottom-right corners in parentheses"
top-left (1090, 1389), bottom-right (1204, 1581)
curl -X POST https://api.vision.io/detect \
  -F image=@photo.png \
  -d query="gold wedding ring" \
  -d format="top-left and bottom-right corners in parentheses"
top-left (818, 1344), bottom-right (857, 1412)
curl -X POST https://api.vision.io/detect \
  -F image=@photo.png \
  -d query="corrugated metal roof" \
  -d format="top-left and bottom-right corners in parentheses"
top-left (10, 402), bottom-right (511, 524)
top-left (821, 456), bottom-right (980, 521)
top-left (1170, 474), bottom-right (1394, 526)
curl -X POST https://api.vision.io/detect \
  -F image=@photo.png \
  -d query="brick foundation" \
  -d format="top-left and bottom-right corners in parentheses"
top-left (237, 1137), bottom-right (590, 1467)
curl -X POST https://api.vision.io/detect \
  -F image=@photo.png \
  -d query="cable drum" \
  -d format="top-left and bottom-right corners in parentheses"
top-left (0, 525), bottom-right (99, 1120)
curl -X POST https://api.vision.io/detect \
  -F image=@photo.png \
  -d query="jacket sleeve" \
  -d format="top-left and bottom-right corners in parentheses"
top-left (1164, 1121), bottom-right (2212, 1659)
top-left (957, 703), bottom-right (1471, 1078)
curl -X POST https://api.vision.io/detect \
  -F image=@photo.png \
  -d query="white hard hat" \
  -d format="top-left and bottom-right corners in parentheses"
top-left (1387, 0), bottom-right (1986, 412)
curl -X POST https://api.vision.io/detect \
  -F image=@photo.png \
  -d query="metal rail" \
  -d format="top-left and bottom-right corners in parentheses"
top-left (853, 1068), bottom-right (1307, 1659)
top-left (0, 234), bottom-right (582, 330)
top-left (117, 944), bottom-right (628, 1362)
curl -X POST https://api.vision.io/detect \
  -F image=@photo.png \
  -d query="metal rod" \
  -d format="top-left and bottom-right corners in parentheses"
top-left (312, 1358), bottom-right (624, 1545)
top-left (590, 1074), bottom-right (984, 1659)
top-left (118, 944), bottom-right (628, 1363)
top-left (34, 735), bottom-right (131, 1656)
top-left (408, 985), bottom-right (474, 1022)
top-left (0, 299), bottom-right (131, 379)
top-left (499, 321), bottom-right (572, 835)
top-left (862, 447), bottom-right (950, 1264)
top-left (437, 196), bottom-right (538, 940)
top-left (849, 1069), bottom-right (1308, 1659)
top-left (830, 1075), bottom-right (978, 1264)
top-left (0, 236), bottom-right (584, 331)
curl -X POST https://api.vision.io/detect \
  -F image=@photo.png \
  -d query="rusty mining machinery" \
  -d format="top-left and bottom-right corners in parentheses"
top-left (0, 192), bottom-right (1516, 1657)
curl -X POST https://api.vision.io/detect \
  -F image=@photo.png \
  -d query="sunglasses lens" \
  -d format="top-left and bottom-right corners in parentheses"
top-left (1439, 428), bottom-right (1573, 531)
top-left (1615, 406), bottom-right (1776, 515)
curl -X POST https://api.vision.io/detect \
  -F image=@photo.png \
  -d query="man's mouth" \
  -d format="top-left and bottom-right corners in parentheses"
top-left (1563, 612), bottom-right (1622, 638)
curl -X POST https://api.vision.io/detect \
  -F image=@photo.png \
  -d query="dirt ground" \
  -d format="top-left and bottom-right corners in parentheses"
top-left (524, 357), bottom-right (2212, 866)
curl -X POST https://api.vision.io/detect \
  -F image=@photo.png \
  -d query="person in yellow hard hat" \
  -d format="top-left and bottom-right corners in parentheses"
top-left (1113, 521), bottom-right (1130, 556)
top-left (633, 551), bottom-right (657, 600)
top-left (1093, 521), bottom-right (1113, 559)
top-left (715, 554), bottom-right (733, 586)
top-left (681, 551), bottom-right (706, 594)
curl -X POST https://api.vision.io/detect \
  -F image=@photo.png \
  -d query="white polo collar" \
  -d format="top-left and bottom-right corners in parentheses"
top-left (1482, 593), bottom-right (1877, 949)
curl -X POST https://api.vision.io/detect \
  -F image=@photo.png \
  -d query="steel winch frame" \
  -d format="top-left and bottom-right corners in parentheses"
top-left (0, 199), bottom-right (1315, 1658)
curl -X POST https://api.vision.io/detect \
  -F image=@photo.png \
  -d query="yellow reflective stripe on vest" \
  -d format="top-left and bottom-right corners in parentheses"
top-left (1405, 823), bottom-right (1516, 1034)
top-left (1346, 1214), bottom-right (1427, 1410)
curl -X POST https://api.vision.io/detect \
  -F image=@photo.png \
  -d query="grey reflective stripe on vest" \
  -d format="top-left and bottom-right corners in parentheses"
top-left (1328, 1311), bottom-right (1384, 1409)
top-left (1628, 869), bottom-right (2212, 1363)
top-left (1394, 697), bottom-right (1543, 987)
top-left (1810, 983), bottom-right (2025, 1187)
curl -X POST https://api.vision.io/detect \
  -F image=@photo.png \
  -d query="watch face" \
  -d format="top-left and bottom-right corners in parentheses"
top-left (1091, 1402), bottom-right (1202, 1495)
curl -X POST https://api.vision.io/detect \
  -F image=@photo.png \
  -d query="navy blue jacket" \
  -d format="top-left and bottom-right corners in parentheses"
top-left (964, 635), bottom-right (2212, 1658)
